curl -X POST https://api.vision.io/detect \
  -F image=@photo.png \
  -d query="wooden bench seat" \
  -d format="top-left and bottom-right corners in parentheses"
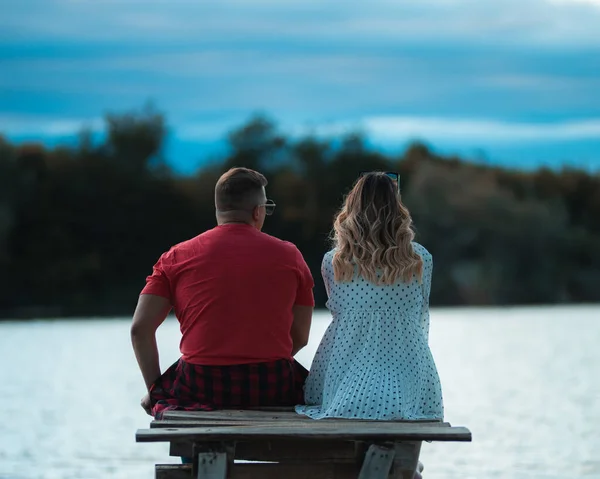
top-left (136, 408), bottom-right (471, 478)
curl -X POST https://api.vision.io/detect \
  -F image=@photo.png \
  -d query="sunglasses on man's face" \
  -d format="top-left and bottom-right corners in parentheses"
top-left (258, 199), bottom-right (276, 216)
top-left (359, 171), bottom-right (400, 191)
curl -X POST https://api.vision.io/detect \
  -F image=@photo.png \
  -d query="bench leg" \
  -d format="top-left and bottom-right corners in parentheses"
top-left (195, 451), bottom-right (227, 479)
top-left (391, 441), bottom-right (422, 479)
top-left (358, 444), bottom-right (395, 479)
top-left (191, 442), bottom-right (233, 479)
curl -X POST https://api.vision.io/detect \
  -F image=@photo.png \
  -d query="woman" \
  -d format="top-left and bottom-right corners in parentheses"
top-left (296, 172), bottom-right (443, 422)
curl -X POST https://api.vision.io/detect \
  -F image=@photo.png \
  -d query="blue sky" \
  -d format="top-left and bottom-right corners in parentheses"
top-left (1, 0), bottom-right (600, 173)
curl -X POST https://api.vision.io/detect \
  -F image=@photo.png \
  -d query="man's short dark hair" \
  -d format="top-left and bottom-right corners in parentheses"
top-left (215, 167), bottom-right (268, 212)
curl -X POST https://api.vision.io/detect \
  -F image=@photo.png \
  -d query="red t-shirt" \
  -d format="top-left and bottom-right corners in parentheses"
top-left (141, 224), bottom-right (315, 365)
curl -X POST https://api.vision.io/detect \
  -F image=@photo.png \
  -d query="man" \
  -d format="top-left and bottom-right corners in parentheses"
top-left (131, 167), bottom-right (314, 418)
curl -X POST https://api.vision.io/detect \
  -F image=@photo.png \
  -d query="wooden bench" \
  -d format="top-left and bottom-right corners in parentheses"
top-left (136, 408), bottom-right (472, 478)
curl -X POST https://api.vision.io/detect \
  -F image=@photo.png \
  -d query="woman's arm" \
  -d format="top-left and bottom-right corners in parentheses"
top-left (420, 252), bottom-right (433, 341)
top-left (322, 251), bottom-right (333, 299)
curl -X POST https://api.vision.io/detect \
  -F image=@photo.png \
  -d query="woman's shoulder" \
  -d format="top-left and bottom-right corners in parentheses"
top-left (322, 248), bottom-right (336, 261)
top-left (411, 242), bottom-right (432, 262)
top-left (321, 249), bottom-right (336, 273)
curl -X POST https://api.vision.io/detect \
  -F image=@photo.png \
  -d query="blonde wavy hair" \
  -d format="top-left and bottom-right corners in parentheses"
top-left (332, 172), bottom-right (423, 285)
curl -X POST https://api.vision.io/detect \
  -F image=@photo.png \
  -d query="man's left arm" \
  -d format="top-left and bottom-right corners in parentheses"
top-left (291, 247), bottom-right (315, 356)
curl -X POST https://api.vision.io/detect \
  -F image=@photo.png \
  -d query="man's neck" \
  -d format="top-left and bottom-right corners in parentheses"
top-left (217, 214), bottom-right (254, 227)
top-left (219, 220), bottom-right (251, 226)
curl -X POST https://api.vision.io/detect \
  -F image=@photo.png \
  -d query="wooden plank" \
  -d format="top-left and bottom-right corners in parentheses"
top-left (232, 463), bottom-right (357, 479)
top-left (155, 455), bottom-right (420, 479)
top-left (163, 410), bottom-right (307, 422)
top-left (245, 406), bottom-right (297, 412)
top-left (357, 444), bottom-right (395, 479)
top-left (171, 439), bottom-right (364, 462)
top-left (156, 464), bottom-right (191, 479)
top-left (162, 410), bottom-right (447, 424)
top-left (156, 461), bottom-right (358, 479)
top-left (152, 420), bottom-right (290, 429)
top-left (153, 421), bottom-right (451, 432)
top-left (153, 418), bottom-right (451, 429)
top-left (137, 424), bottom-right (472, 443)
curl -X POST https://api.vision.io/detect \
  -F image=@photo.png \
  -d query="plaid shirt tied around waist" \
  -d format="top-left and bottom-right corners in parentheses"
top-left (149, 357), bottom-right (308, 419)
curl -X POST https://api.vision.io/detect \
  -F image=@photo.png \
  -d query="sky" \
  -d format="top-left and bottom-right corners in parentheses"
top-left (1, 0), bottom-right (600, 174)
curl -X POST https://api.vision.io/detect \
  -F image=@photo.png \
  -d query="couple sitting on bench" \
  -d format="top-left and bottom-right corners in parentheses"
top-left (131, 167), bottom-right (443, 479)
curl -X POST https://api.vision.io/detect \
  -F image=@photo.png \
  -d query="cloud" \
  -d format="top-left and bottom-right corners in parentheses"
top-left (175, 115), bottom-right (600, 144)
top-left (3, 112), bottom-right (599, 174)
top-left (1, 0), bottom-right (599, 171)
top-left (360, 116), bottom-right (600, 143)
top-left (550, 0), bottom-right (600, 5)
top-left (0, 115), bottom-right (102, 136)
top-left (5, 111), bottom-right (599, 147)
top-left (2, 41), bottom-right (598, 123)
top-left (2, 0), bottom-right (600, 47)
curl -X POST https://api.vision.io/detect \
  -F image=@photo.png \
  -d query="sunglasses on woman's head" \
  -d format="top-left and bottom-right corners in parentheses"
top-left (359, 171), bottom-right (400, 191)
top-left (258, 199), bottom-right (276, 216)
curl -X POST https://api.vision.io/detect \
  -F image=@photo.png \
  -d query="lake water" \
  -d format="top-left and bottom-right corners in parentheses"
top-left (1, 306), bottom-right (599, 479)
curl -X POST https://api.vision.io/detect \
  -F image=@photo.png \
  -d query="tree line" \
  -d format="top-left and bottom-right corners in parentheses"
top-left (1, 106), bottom-right (599, 318)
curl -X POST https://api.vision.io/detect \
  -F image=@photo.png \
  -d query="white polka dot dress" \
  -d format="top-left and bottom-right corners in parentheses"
top-left (296, 242), bottom-right (444, 420)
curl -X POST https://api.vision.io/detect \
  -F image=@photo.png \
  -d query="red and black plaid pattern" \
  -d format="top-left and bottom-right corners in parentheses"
top-left (149, 358), bottom-right (308, 419)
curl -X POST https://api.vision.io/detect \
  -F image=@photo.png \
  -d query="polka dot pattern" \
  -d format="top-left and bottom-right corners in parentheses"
top-left (296, 242), bottom-right (444, 420)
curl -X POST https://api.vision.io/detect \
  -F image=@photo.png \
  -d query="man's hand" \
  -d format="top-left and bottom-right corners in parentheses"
top-left (141, 393), bottom-right (152, 416)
